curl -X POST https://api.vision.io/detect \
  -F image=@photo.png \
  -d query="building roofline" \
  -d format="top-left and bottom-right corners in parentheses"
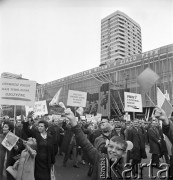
top-left (38, 43), bottom-right (173, 88)
top-left (101, 10), bottom-right (141, 28)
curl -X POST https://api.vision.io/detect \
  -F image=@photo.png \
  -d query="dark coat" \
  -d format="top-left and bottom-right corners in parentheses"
top-left (111, 128), bottom-right (119, 137)
top-left (23, 122), bottom-right (55, 180)
top-left (162, 121), bottom-right (173, 178)
top-left (0, 134), bottom-right (23, 180)
top-left (94, 134), bottom-right (108, 153)
top-left (47, 124), bottom-right (59, 155)
top-left (60, 122), bottom-right (74, 153)
top-left (72, 125), bottom-right (124, 180)
top-left (148, 125), bottom-right (168, 155)
top-left (126, 127), bottom-right (147, 161)
top-left (120, 127), bottom-right (126, 140)
top-left (148, 126), bottom-right (162, 154)
top-left (89, 129), bottom-right (102, 145)
top-left (162, 121), bottom-right (173, 153)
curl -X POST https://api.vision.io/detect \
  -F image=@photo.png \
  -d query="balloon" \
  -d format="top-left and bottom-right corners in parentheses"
top-left (126, 141), bottom-right (133, 150)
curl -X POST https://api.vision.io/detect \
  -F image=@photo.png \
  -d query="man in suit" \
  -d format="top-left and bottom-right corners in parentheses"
top-left (127, 119), bottom-right (147, 175)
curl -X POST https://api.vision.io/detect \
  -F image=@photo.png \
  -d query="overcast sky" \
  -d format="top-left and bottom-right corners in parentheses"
top-left (0, 0), bottom-right (173, 84)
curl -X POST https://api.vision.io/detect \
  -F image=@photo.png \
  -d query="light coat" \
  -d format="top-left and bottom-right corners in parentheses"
top-left (16, 146), bottom-right (36, 180)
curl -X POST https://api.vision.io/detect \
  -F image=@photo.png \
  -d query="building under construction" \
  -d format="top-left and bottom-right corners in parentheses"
top-left (36, 44), bottom-right (173, 119)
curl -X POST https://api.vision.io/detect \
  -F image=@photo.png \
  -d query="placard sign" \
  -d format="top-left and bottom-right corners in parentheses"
top-left (67, 90), bottom-right (87, 107)
top-left (124, 112), bottom-right (131, 121)
top-left (34, 100), bottom-right (48, 116)
top-left (25, 106), bottom-right (34, 116)
top-left (124, 92), bottom-right (142, 112)
top-left (0, 78), bottom-right (36, 106)
top-left (1, 132), bottom-right (19, 151)
top-left (25, 100), bottom-right (48, 117)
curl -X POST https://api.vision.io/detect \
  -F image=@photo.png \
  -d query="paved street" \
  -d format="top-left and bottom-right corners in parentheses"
top-left (54, 145), bottom-right (167, 180)
top-left (54, 154), bottom-right (90, 180)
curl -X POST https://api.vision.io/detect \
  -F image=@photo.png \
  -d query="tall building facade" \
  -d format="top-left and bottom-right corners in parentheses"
top-left (101, 10), bottom-right (142, 64)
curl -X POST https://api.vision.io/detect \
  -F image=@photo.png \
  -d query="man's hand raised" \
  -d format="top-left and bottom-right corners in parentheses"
top-left (25, 111), bottom-right (34, 122)
top-left (64, 108), bottom-right (77, 127)
top-left (153, 107), bottom-right (169, 125)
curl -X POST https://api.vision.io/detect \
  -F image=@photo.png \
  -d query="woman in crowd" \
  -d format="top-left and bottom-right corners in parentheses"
top-left (0, 120), bottom-right (22, 180)
top-left (23, 118), bottom-right (55, 180)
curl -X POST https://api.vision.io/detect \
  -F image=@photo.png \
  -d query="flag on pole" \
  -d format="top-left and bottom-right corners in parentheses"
top-left (137, 67), bottom-right (159, 92)
top-left (49, 88), bottom-right (62, 106)
top-left (157, 87), bottom-right (173, 118)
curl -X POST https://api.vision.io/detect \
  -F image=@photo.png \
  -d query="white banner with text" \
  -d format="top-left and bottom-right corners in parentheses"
top-left (67, 90), bottom-right (87, 107)
top-left (0, 78), bottom-right (36, 106)
top-left (124, 92), bottom-right (142, 112)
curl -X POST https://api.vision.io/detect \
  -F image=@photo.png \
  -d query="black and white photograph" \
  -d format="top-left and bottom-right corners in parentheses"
top-left (0, 0), bottom-right (173, 179)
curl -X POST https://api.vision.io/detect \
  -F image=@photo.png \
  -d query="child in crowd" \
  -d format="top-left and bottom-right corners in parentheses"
top-left (64, 108), bottom-right (133, 180)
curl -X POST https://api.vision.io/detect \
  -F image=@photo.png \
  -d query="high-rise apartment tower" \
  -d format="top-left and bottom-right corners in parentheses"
top-left (101, 10), bottom-right (142, 64)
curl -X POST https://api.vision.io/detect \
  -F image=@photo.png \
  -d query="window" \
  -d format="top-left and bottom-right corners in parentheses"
top-left (160, 47), bottom-right (167, 54)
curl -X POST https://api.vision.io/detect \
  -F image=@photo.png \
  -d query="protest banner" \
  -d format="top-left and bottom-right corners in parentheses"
top-left (124, 112), bottom-right (130, 121)
top-left (25, 105), bottom-right (34, 116)
top-left (34, 100), bottom-right (48, 116)
top-left (85, 114), bottom-right (93, 122)
top-left (0, 78), bottom-right (36, 106)
top-left (94, 113), bottom-right (102, 122)
top-left (1, 132), bottom-right (19, 151)
top-left (25, 100), bottom-right (48, 117)
top-left (76, 107), bottom-right (84, 115)
top-left (52, 114), bottom-right (61, 121)
top-left (67, 90), bottom-right (87, 107)
top-left (124, 92), bottom-right (142, 112)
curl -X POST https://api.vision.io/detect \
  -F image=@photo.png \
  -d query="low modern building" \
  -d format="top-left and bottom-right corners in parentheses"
top-left (101, 10), bottom-right (142, 65)
top-left (36, 44), bottom-right (173, 119)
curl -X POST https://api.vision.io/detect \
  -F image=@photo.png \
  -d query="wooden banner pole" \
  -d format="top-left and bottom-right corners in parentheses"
top-left (14, 105), bottom-right (16, 134)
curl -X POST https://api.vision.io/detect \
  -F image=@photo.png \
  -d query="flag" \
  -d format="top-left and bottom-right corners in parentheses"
top-left (137, 67), bottom-right (159, 92)
top-left (157, 87), bottom-right (173, 118)
top-left (49, 88), bottom-right (62, 106)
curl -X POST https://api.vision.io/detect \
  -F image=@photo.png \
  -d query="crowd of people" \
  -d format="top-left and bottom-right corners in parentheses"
top-left (0, 107), bottom-right (173, 180)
